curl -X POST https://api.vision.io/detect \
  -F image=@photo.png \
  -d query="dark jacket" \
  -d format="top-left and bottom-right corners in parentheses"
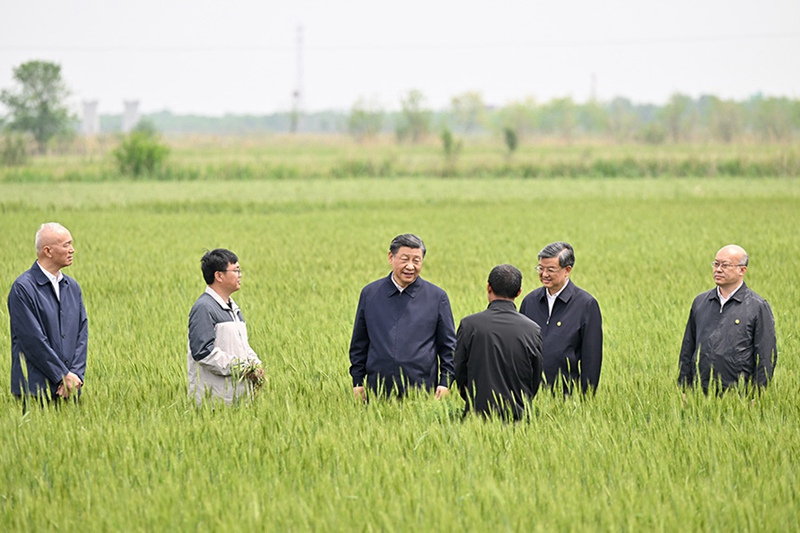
top-left (678, 282), bottom-right (777, 393)
top-left (454, 299), bottom-right (542, 420)
top-left (8, 262), bottom-right (88, 397)
top-left (349, 274), bottom-right (456, 396)
top-left (519, 280), bottom-right (603, 394)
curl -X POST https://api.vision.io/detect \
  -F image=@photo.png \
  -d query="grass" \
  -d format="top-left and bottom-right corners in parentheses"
top-left (2, 135), bottom-right (799, 180)
top-left (0, 176), bottom-right (799, 530)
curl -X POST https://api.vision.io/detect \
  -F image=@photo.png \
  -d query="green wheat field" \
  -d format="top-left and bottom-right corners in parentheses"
top-left (1, 175), bottom-right (799, 530)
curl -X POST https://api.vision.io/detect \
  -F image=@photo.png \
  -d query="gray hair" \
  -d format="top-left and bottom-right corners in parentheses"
top-left (538, 241), bottom-right (575, 268)
top-left (389, 234), bottom-right (426, 257)
top-left (35, 222), bottom-right (69, 254)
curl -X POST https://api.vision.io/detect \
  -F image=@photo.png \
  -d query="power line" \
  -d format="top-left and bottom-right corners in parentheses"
top-left (1, 32), bottom-right (799, 53)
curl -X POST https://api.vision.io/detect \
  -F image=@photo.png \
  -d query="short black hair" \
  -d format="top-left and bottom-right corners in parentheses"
top-left (201, 248), bottom-right (238, 285)
top-left (538, 242), bottom-right (575, 268)
top-left (488, 264), bottom-right (522, 299)
top-left (389, 234), bottom-right (426, 257)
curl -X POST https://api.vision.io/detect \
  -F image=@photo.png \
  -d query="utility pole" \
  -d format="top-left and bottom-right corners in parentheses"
top-left (290, 25), bottom-right (304, 133)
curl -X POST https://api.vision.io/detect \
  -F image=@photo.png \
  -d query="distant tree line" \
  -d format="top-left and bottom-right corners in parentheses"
top-left (3, 59), bottom-right (800, 167)
top-left (121, 90), bottom-right (800, 144)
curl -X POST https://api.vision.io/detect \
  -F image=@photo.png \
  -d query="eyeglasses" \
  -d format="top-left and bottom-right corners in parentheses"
top-left (224, 269), bottom-right (243, 276)
top-left (710, 261), bottom-right (743, 270)
top-left (535, 265), bottom-right (564, 274)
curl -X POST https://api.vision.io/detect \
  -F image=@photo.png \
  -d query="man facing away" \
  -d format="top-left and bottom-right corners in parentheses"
top-left (349, 234), bottom-right (456, 400)
top-left (454, 264), bottom-right (543, 421)
top-left (678, 244), bottom-right (777, 395)
top-left (8, 222), bottom-right (87, 406)
top-left (188, 248), bottom-right (262, 406)
top-left (519, 242), bottom-right (603, 395)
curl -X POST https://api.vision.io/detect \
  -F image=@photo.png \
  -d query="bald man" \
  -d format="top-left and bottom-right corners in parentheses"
top-left (678, 244), bottom-right (777, 394)
top-left (8, 223), bottom-right (88, 406)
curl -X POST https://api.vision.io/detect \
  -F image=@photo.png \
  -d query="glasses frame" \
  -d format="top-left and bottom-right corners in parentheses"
top-left (535, 265), bottom-right (565, 274)
top-left (710, 261), bottom-right (744, 270)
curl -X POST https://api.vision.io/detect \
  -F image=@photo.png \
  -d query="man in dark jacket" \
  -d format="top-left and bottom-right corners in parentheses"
top-left (349, 234), bottom-right (456, 400)
top-left (455, 264), bottom-right (542, 421)
top-left (519, 242), bottom-right (603, 395)
top-left (8, 223), bottom-right (88, 406)
top-left (678, 244), bottom-right (777, 394)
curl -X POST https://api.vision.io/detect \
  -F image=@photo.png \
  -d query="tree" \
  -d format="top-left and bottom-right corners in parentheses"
top-left (607, 97), bottom-right (640, 142)
top-left (396, 89), bottom-right (432, 143)
top-left (347, 97), bottom-right (384, 142)
top-left (539, 97), bottom-right (577, 141)
top-left (660, 93), bottom-right (696, 143)
top-left (707, 96), bottom-right (743, 143)
top-left (503, 127), bottom-right (518, 158)
top-left (751, 96), bottom-right (793, 142)
top-left (450, 91), bottom-right (487, 134)
top-left (0, 60), bottom-right (73, 154)
top-left (440, 127), bottom-right (463, 175)
top-left (496, 97), bottom-right (538, 140)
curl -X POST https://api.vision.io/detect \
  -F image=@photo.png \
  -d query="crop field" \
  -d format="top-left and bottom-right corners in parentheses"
top-left (1, 175), bottom-right (799, 530)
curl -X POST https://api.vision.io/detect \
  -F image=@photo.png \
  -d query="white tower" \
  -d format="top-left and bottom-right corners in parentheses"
top-left (81, 100), bottom-right (99, 136)
top-left (290, 25), bottom-right (304, 133)
top-left (122, 100), bottom-right (140, 133)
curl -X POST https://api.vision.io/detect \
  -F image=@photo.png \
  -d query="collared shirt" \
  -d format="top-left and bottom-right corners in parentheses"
top-left (546, 278), bottom-right (570, 318)
top-left (390, 275), bottom-right (406, 293)
top-left (717, 281), bottom-right (743, 312)
top-left (36, 261), bottom-right (63, 301)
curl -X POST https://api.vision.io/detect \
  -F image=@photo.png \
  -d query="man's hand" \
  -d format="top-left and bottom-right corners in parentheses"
top-left (434, 386), bottom-right (449, 400)
top-left (57, 372), bottom-right (83, 398)
top-left (353, 386), bottom-right (366, 403)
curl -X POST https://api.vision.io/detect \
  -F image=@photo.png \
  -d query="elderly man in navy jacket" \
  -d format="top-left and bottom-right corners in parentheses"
top-left (8, 223), bottom-right (88, 405)
top-left (349, 234), bottom-right (456, 400)
top-left (520, 242), bottom-right (603, 395)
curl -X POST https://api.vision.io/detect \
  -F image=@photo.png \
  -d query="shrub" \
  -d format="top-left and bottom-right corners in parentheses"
top-left (113, 124), bottom-right (169, 176)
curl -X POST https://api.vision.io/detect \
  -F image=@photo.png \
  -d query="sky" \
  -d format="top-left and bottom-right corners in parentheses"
top-left (1, 0), bottom-right (799, 116)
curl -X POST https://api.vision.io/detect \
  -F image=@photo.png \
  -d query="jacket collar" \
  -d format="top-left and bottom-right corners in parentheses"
top-left (383, 272), bottom-right (423, 298)
top-left (538, 278), bottom-right (575, 304)
top-left (204, 286), bottom-right (240, 313)
top-left (708, 281), bottom-right (749, 303)
top-left (487, 299), bottom-right (517, 312)
top-left (30, 261), bottom-right (69, 287)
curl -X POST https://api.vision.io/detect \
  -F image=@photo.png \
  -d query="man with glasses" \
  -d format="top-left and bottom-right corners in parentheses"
top-left (678, 244), bottom-right (777, 395)
top-left (519, 242), bottom-right (603, 395)
top-left (188, 248), bottom-right (262, 406)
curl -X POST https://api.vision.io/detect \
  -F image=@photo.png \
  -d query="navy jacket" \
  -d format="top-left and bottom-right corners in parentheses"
top-left (8, 262), bottom-right (88, 397)
top-left (349, 274), bottom-right (456, 396)
top-left (519, 280), bottom-right (602, 394)
top-left (454, 299), bottom-right (542, 420)
top-left (678, 282), bottom-right (777, 393)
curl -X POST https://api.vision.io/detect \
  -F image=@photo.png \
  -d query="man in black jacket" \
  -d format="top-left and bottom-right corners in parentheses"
top-left (678, 244), bottom-right (777, 394)
top-left (519, 242), bottom-right (603, 395)
top-left (455, 264), bottom-right (542, 421)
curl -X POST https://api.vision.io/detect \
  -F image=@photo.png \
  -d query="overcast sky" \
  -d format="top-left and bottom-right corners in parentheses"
top-left (2, 0), bottom-right (799, 116)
